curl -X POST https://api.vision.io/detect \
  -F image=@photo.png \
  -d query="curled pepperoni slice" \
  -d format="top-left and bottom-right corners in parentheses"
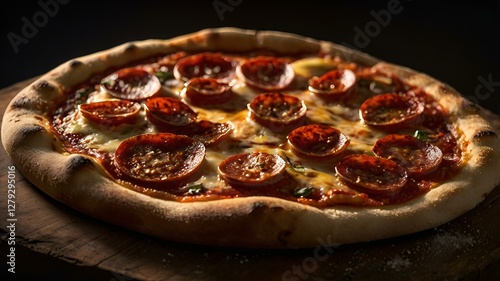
top-left (173, 52), bottom-right (236, 82)
top-left (248, 92), bottom-right (307, 133)
top-left (188, 120), bottom-right (234, 146)
top-left (288, 124), bottom-right (350, 158)
top-left (145, 97), bottom-right (198, 132)
top-left (218, 152), bottom-right (286, 188)
top-left (335, 154), bottom-right (408, 194)
top-left (236, 57), bottom-right (294, 91)
top-left (182, 77), bottom-right (233, 106)
top-left (79, 100), bottom-right (141, 126)
top-left (373, 134), bottom-right (443, 177)
top-left (308, 69), bottom-right (356, 99)
top-left (359, 93), bottom-right (424, 131)
top-left (114, 133), bottom-right (205, 186)
top-left (101, 68), bottom-right (161, 100)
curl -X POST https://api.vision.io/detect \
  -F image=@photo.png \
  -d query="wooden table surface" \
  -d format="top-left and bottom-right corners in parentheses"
top-left (1, 79), bottom-right (500, 281)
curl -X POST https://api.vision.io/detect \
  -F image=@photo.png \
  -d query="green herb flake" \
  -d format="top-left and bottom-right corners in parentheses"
top-left (282, 154), bottom-right (305, 173)
top-left (293, 187), bottom-right (315, 198)
top-left (186, 184), bottom-right (205, 195)
top-left (155, 71), bottom-right (174, 83)
top-left (413, 130), bottom-right (429, 141)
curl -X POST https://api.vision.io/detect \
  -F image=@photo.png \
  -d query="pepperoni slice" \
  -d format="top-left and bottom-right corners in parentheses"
top-left (101, 68), bottom-right (161, 100)
top-left (335, 154), bottom-right (408, 194)
top-left (78, 100), bottom-right (141, 126)
top-left (287, 124), bottom-right (350, 158)
top-left (182, 77), bottom-right (233, 106)
top-left (145, 97), bottom-right (198, 132)
top-left (218, 152), bottom-right (286, 188)
top-left (114, 133), bottom-right (205, 186)
top-left (359, 93), bottom-right (424, 131)
top-left (248, 92), bottom-right (307, 132)
top-left (173, 52), bottom-right (236, 82)
top-left (188, 120), bottom-right (234, 146)
top-left (373, 134), bottom-right (443, 177)
top-left (236, 57), bottom-right (294, 91)
top-left (308, 69), bottom-right (356, 99)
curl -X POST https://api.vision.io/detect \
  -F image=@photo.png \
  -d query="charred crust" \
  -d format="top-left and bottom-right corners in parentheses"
top-left (251, 202), bottom-right (267, 213)
top-left (69, 60), bottom-right (83, 68)
top-left (205, 30), bottom-right (221, 42)
top-left (19, 124), bottom-right (44, 136)
top-left (474, 130), bottom-right (497, 140)
top-left (10, 95), bottom-right (32, 109)
top-left (462, 99), bottom-right (480, 113)
top-left (32, 80), bottom-right (56, 92)
top-left (66, 155), bottom-right (94, 173)
top-left (277, 230), bottom-right (292, 246)
top-left (124, 43), bottom-right (137, 52)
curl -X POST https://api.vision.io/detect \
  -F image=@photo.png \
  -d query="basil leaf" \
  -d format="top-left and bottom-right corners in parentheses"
top-left (294, 187), bottom-right (315, 198)
top-left (186, 184), bottom-right (205, 195)
top-left (155, 71), bottom-right (173, 83)
top-left (282, 154), bottom-right (305, 173)
top-left (413, 130), bottom-right (429, 141)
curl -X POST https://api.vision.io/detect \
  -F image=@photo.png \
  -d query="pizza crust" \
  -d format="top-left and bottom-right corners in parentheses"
top-left (2, 27), bottom-right (500, 248)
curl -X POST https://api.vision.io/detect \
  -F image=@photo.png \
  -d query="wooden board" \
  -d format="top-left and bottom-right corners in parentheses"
top-left (1, 79), bottom-right (500, 281)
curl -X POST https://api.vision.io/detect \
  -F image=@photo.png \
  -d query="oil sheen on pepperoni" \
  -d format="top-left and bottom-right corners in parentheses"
top-left (335, 154), bottom-right (408, 194)
top-left (188, 120), bottom-right (234, 146)
top-left (173, 52), bottom-right (236, 82)
top-left (78, 100), bottom-right (141, 126)
top-left (288, 124), bottom-right (350, 158)
top-left (373, 134), bottom-right (443, 177)
top-left (237, 56), bottom-right (294, 91)
top-left (248, 92), bottom-right (307, 132)
top-left (359, 93), bottom-right (424, 131)
top-left (308, 69), bottom-right (356, 99)
top-left (182, 77), bottom-right (233, 105)
top-left (145, 97), bottom-right (198, 132)
top-left (114, 133), bottom-right (205, 186)
top-left (218, 152), bottom-right (286, 188)
top-left (101, 68), bottom-right (161, 100)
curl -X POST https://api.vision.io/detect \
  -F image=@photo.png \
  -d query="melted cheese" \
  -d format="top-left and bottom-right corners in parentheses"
top-left (59, 55), bottom-right (393, 196)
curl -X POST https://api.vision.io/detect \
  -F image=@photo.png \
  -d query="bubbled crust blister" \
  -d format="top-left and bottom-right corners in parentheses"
top-left (2, 27), bottom-right (500, 248)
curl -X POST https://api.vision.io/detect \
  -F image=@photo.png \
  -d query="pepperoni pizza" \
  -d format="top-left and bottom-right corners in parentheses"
top-left (2, 28), bottom-right (500, 248)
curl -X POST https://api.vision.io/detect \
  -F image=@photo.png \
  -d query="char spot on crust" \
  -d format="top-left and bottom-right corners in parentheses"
top-left (66, 155), bottom-right (94, 173)
top-left (33, 80), bottom-right (56, 92)
top-left (11, 95), bottom-right (33, 109)
top-left (462, 99), bottom-right (480, 113)
top-left (250, 202), bottom-right (267, 213)
top-left (19, 124), bottom-right (44, 136)
top-left (69, 60), bottom-right (83, 68)
top-left (205, 30), bottom-right (222, 42)
top-left (277, 230), bottom-right (292, 246)
top-left (474, 130), bottom-right (497, 140)
top-left (125, 43), bottom-right (137, 52)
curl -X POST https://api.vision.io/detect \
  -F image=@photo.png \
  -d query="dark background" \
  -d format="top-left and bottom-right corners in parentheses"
top-left (1, 0), bottom-right (500, 112)
top-left (1, 0), bottom-right (500, 280)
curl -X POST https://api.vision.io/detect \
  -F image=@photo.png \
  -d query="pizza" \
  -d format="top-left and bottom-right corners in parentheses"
top-left (2, 27), bottom-right (500, 248)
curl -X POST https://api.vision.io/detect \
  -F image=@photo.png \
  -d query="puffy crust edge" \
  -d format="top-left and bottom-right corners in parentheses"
top-left (2, 28), bottom-right (500, 248)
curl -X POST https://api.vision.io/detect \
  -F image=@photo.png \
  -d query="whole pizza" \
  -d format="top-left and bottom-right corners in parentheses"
top-left (2, 28), bottom-right (500, 248)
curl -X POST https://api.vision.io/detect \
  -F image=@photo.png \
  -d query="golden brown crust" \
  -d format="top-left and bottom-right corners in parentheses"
top-left (2, 27), bottom-right (500, 248)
